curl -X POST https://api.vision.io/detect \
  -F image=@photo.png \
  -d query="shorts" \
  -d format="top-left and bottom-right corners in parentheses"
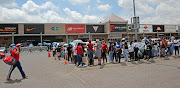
top-left (102, 51), bottom-right (106, 57)
top-left (88, 50), bottom-right (93, 59)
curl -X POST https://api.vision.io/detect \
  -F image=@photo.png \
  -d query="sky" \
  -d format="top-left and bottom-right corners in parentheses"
top-left (0, 0), bottom-right (179, 24)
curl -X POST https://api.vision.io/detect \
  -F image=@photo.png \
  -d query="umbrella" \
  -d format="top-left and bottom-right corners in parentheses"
top-left (29, 44), bottom-right (34, 47)
top-left (17, 44), bottom-right (21, 46)
top-left (69, 42), bottom-right (75, 45)
top-left (45, 43), bottom-right (51, 46)
top-left (38, 43), bottom-right (42, 45)
top-left (73, 40), bottom-right (83, 44)
top-left (10, 44), bottom-right (15, 47)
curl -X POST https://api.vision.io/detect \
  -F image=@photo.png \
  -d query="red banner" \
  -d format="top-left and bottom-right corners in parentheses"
top-left (66, 24), bottom-right (85, 33)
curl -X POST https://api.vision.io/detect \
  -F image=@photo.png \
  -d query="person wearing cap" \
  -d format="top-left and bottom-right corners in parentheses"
top-left (86, 40), bottom-right (94, 66)
top-left (94, 39), bottom-right (102, 65)
top-left (101, 40), bottom-right (108, 64)
top-left (6, 44), bottom-right (27, 81)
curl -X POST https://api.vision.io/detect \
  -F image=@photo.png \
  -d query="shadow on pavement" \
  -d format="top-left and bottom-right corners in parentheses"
top-left (4, 79), bottom-right (22, 84)
top-left (120, 62), bottom-right (127, 66)
top-left (100, 64), bottom-right (105, 69)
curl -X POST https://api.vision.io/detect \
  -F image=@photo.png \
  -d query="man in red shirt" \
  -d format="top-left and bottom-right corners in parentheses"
top-left (101, 40), bottom-right (107, 64)
top-left (6, 44), bottom-right (27, 81)
top-left (76, 43), bottom-right (83, 67)
top-left (86, 40), bottom-right (94, 66)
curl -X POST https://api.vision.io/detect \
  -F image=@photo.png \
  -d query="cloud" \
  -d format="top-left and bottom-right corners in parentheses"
top-left (0, 0), bottom-right (18, 7)
top-left (63, 8), bottom-right (103, 23)
top-left (0, 0), bottom-right (104, 23)
top-left (97, 4), bottom-right (111, 11)
top-left (118, 0), bottom-right (180, 24)
top-left (97, 0), bottom-right (101, 3)
top-left (69, 0), bottom-right (90, 5)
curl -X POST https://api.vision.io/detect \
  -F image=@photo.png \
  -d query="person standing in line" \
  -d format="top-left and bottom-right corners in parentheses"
top-left (174, 37), bottom-right (179, 56)
top-left (116, 41), bottom-right (122, 63)
top-left (101, 40), bottom-right (108, 64)
top-left (56, 45), bottom-right (61, 60)
top-left (112, 42), bottom-right (117, 63)
top-left (76, 43), bottom-right (83, 67)
top-left (72, 44), bottom-right (77, 66)
top-left (86, 40), bottom-right (94, 66)
top-left (123, 42), bottom-right (129, 62)
top-left (154, 43), bottom-right (159, 57)
top-left (6, 44), bottom-right (27, 81)
top-left (108, 41), bottom-right (113, 63)
top-left (67, 44), bottom-right (72, 62)
top-left (94, 39), bottom-right (102, 65)
top-left (160, 38), bottom-right (167, 57)
top-left (128, 41), bottom-right (134, 61)
top-left (52, 45), bottom-right (56, 57)
top-left (134, 40), bottom-right (139, 61)
top-left (64, 46), bottom-right (68, 60)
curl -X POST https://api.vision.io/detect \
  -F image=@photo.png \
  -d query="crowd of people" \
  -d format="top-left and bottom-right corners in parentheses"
top-left (50, 37), bottom-right (179, 67)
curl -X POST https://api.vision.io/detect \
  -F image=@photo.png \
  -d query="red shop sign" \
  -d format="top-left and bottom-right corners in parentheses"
top-left (66, 24), bottom-right (85, 33)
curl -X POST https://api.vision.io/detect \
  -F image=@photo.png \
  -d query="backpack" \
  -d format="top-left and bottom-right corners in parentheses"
top-left (3, 56), bottom-right (17, 65)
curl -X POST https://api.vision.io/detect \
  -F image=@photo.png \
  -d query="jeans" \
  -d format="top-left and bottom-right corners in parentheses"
top-left (154, 50), bottom-right (158, 57)
top-left (124, 49), bottom-right (128, 61)
top-left (77, 54), bottom-right (83, 66)
top-left (129, 52), bottom-right (134, 60)
top-left (109, 52), bottom-right (113, 61)
top-left (7, 61), bottom-right (26, 79)
top-left (87, 50), bottom-right (93, 59)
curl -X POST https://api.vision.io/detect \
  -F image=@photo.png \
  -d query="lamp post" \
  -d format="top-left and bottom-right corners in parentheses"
top-left (40, 32), bottom-right (42, 44)
top-left (133, 0), bottom-right (138, 40)
top-left (12, 32), bottom-right (14, 44)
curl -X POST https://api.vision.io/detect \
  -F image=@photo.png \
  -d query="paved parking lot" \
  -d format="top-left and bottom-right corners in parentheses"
top-left (0, 51), bottom-right (180, 88)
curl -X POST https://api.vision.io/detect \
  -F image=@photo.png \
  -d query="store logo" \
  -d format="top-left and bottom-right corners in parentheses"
top-left (110, 25), bottom-right (115, 31)
top-left (51, 27), bottom-right (59, 31)
top-left (67, 27), bottom-right (73, 31)
top-left (26, 28), bottom-right (35, 31)
top-left (144, 25), bottom-right (148, 29)
top-left (156, 27), bottom-right (162, 31)
top-left (93, 26), bottom-right (99, 32)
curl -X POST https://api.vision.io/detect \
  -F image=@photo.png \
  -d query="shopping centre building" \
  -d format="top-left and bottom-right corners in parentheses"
top-left (0, 13), bottom-right (180, 47)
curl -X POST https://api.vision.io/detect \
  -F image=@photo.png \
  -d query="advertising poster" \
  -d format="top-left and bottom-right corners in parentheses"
top-left (86, 25), bottom-right (104, 33)
top-left (66, 24), bottom-right (85, 33)
top-left (110, 24), bottom-right (127, 32)
top-left (24, 24), bottom-right (44, 34)
top-left (0, 24), bottom-right (18, 34)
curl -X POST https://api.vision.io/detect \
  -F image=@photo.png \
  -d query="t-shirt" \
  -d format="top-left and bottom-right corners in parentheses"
top-left (128, 44), bottom-right (134, 52)
top-left (134, 42), bottom-right (138, 48)
top-left (101, 43), bottom-right (107, 52)
top-left (72, 46), bottom-right (77, 55)
top-left (154, 45), bottom-right (158, 50)
top-left (87, 43), bottom-right (93, 50)
top-left (174, 40), bottom-right (179, 46)
top-left (67, 46), bottom-right (72, 53)
top-left (56, 47), bottom-right (61, 52)
top-left (76, 46), bottom-right (83, 54)
top-left (116, 43), bottom-right (122, 48)
top-left (11, 49), bottom-right (20, 61)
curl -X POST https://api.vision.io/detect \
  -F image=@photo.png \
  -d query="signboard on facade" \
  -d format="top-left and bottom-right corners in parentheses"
top-left (24, 24), bottom-right (44, 34)
top-left (66, 24), bottom-right (85, 33)
top-left (153, 25), bottom-right (164, 32)
top-left (0, 24), bottom-right (18, 34)
top-left (165, 25), bottom-right (176, 32)
top-left (86, 25), bottom-right (104, 33)
top-left (44, 24), bottom-right (65, 34)
top-left (110, 24), bottom-right (127, 32)
top-left (139, 24), bottom-right (152, 33)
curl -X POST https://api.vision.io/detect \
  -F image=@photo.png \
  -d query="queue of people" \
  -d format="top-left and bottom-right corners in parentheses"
top-left (50, 37), bottom-right (179, 67)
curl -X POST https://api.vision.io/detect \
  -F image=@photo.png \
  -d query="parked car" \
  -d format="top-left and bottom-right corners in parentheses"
top-left (0, 47), bottom-right (7, 53)
top-left (138, 42), bottom-right (155, 59)
top-left (0, 52), bottom-right (5, 59)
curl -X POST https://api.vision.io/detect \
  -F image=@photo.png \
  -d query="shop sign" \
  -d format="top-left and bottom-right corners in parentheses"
top-left (66, 24), bottom-right (85, 33)
top-left (24, 24), bottom-right (44, 34)
top-left (139, 24), bottom-right (152, 33)
top-left (165, 25), bottom-right (176, 32)
top-left (0, 24), bottom-right (18, 34)
top-left (153, 25), bottom-right (164, 32)
top-left (86, 25), bottom-right (104, 33)
top-left (110, 24), bottom-right (127, 32)
top-left (51, 27), bottom-right (60, 31)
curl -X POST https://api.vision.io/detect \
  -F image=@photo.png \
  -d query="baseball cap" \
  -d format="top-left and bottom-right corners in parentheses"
top-left (88, 40), bottom-right (91, 42)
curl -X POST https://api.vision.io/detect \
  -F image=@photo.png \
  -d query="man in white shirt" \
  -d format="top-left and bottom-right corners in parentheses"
top-left (174, 38), bottom-right (179, 56)
top-left (128, 41), bottom-right (134, 61)
top-left (72, 44), bottom-right (77, 66)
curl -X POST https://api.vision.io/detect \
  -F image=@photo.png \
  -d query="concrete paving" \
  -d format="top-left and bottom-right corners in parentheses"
top-left (0, 51), bottom-right (180, 88)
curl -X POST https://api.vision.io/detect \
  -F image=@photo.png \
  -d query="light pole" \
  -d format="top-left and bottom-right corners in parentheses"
top-left (40, 32), bottom-right (42, 44)
top-left (133, 0), bottom-right (138, 40)
top-left (12, 32), bottom-right (14, 44)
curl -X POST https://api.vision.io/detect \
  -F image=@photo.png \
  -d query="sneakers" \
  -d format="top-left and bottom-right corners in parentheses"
top-left (22, 76), bottom-right (28, 79)
top-left (6, 78), bottom-right (12, 81)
